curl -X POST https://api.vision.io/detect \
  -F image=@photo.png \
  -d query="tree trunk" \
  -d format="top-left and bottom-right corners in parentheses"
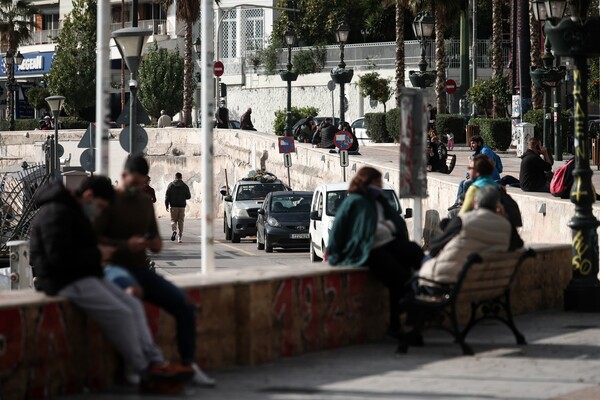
top-left (492, 0), bottom-right (505, 117)
top-left (435, 6), bottom-right (447, 114)
top-left (530, 2), bottom-right (543, 110)
top-left (395, 1), bottom-right (405, 108)
top-left (182, 21), bottom-right (193, 126)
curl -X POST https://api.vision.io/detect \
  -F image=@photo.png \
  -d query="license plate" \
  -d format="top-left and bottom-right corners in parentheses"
top-left (290, 233), bottom-right (309, 239)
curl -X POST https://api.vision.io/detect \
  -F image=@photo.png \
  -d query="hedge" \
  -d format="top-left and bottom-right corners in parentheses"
top-left (0, 117), bottom-right (91, 131)
top-left (273, 106), bottom-right (319, 136)
top-left (365, 112), bottom-right (392, 143)
top-left (522, 108), bottom-right (572, 146)
top-left (435, 114), bottom-right (466, 143)
top-left (385, 108), bottom-right (401, 142)
top-left (468, 118), bottom-right (512, 151)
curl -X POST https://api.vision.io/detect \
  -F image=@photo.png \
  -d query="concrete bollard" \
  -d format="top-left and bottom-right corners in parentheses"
top-left (7, 240), bottom-right (33, 290)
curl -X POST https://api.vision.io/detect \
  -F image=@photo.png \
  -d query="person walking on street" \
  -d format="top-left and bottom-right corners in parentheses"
top-left (166, 172), bottom-right (191, 243)
top-left (216, 100), bottom-right (229, 129)
top-left (95, 156), bottom-right (215, 387)
top-left (327, 167), bottom-right (424, 337)
top-left (157, 110), bottom-right (172, 128)
top-left (29, 177), bottom-right (193, 391)
top-left (240, 107), bottom-right (256, 130)
top-left (143, 176), bottom-right (156, 203)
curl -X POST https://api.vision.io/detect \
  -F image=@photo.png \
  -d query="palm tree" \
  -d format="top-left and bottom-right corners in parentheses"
top-left (529, 2), bottom-right (543, 110)
top-left (492, 0), bottom-right (507, 117)
top-left (395, 0), bottom-right (409, 108)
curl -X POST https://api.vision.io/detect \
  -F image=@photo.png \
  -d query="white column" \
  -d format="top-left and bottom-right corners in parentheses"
top-left (95, 0), bottom-right (110, 175)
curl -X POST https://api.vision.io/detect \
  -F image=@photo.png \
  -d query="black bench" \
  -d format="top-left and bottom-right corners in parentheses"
top-left (398, 248), bottom-right (536, 355)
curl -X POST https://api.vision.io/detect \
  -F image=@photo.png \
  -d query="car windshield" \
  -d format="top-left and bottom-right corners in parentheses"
top-left (270, 194), bottom-right (313, 213)
top-left (236, 184), bottom-right (286, 200)
top-left (326, 190), bottom-right (400, 216)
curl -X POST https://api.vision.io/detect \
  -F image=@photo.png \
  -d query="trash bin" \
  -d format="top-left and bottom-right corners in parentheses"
top-left (466, 125), bottom-right (480, 145)
top-left (515, 123), bottom-right (535, 157)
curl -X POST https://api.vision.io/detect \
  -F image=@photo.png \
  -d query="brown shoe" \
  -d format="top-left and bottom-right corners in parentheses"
top-left (147, 362), bottom-right (194, 382)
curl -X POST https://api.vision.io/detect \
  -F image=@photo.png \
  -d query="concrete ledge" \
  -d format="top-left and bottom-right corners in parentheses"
top-left (0, 245), bottom-right (571, 399)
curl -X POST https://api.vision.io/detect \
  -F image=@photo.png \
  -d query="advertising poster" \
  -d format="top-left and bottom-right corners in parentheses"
top-left (399, 88), bottom-right (428, 198)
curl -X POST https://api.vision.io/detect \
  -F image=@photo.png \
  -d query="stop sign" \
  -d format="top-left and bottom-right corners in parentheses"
top-left (214, 61), bottom-right (224, 77)
top-left (446, 79), bottom-right (457, 94)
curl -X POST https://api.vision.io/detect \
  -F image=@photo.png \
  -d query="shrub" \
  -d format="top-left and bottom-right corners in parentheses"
top-left (273, 106), bottom-right (319, 135)
top-left (365, 112), bottom-right (391, 143)
top-left (292, 46), bottom-right (327, 75)
top-left (60, 116), bottom-right (90, 129)
top-left (435, 114), bottom-right (465, 143)
top-left (0, 119), bottom-right (39, 131)
top-left (27, 87), bottom-right (51, 111)
top-left (357, 72), bottom-right (392, 112)
top-left (523, 109), bottom-right (572, 147)
top-left (468, 118), bottom-right (512, 150)
top-left (385, 108), bottom-right (401, 142)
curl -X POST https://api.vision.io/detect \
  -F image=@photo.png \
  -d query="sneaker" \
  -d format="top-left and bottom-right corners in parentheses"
top-left (124, 365), bottom-right (141, 385)
top-left (178, 235), bottom-right (182, 243)
top-left (190, 363), bottom-right (216, 387)
top-left (171, 231), bottom-right (177, 241)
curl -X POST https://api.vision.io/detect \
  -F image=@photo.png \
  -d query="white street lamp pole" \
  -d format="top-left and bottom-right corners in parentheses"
top-left (95, 0), bottom-right (110, 175)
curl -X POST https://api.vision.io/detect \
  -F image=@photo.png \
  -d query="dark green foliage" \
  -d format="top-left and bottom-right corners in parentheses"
top-left (46, 0), bottom-right (97, 120)
top-left (292, 46), bottom-right (326, 74)
top-left (365, 112), bottom-right (391, 143)
top-left (26, 86), bottom-right (51, 111)
top-left (0, 116), bottom-right (87, 131)
top-left (385, 108), bottom-right (401, 142)
top-left (0, 119), bottom-right (38, 131)
top-left (138, 43), bottom-right (184, 119)
top-left (260, 38), bottom-right (282, 75)
top-left (60, 116), bottom-right (90, 129)
top-left (468, 118), bottom-right (512, 151)
top-left (273, 106), bottom-right (319, 135)
top-left (435, 114), bottom-right (466, 143)
top-left (358, 72), bottom-right (392, 112)
top-left (467, 75), bottom-right (511, 117)
top-left (523, 108), bottom-right (573, 146)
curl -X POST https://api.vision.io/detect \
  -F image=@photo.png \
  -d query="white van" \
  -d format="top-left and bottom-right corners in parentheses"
top-left (308, 182), bottom-right (410, 262)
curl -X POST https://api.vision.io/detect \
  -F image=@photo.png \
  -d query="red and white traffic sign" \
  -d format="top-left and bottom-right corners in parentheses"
top-left (446, 79), bottom-right (457, 94)
top-left (214, 61), bottom-right (224, 77)
top-left (278, 136), bottom-right (295, 154)
top-left (334, 131), bottom-right (354, 151)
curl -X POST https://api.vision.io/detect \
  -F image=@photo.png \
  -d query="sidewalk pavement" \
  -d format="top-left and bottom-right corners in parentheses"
top-left (65, 310), bottom-right (600, 399)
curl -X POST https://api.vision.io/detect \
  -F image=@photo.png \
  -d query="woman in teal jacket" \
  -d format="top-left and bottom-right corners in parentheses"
top-left (328, 167), bottom-right (423, 336)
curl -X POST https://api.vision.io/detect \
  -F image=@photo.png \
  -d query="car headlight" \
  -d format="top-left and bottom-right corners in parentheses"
top-left (267, 217), bottom-right (280, 227)
top-left (232, 207), bottom-right (249, 218)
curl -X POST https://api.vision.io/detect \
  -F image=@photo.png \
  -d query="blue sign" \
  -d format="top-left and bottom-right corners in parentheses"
top-left (278, 136), bottom-right (295, 154)
top-left (334, 131), bottom-right (354, 150)
top-left (16, 83), bottom-right (34, 119)
top-left (0, 52), bottom-right (54, 77)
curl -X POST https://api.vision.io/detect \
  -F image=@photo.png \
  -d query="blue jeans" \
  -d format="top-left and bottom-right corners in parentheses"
top-left (455, 179), bottom-right (473, 204)
top-left (126, 268), bottom-right (196, 365)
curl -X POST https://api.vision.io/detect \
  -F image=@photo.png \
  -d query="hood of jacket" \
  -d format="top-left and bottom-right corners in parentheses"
top-left (35, 183), bottom-right (76, 208)
top-left (171, 179), bottom-right (186, 187)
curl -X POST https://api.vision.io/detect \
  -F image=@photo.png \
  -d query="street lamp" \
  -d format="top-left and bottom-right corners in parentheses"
top-left (331, 22), bottom-right (353, 126)
top-left (409, 13), bottom-right (436, 89)
top-left (6, 50), bottom-right (24, 131)
top-left (530, 0), bottom-right (566, 157)
top-left (112, 27), bottom-right (152, 155)
top-left (544, 0), bottom-right (600, 311)
top-left (45, 95), bottom-right (65, 180)
top-left (279, 29), bottom-right (298, 136)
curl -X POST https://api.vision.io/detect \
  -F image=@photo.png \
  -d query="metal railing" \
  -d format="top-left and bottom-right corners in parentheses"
top-left (109, 19), bottom-right (168, 35)
top-left (221, 39), bottom-right (511, 76)
top-left (20, 29), bottom-right (60, 46)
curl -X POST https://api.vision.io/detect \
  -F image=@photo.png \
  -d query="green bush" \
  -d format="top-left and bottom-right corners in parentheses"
top-left (468, 118), bottom-right (512, 151)
top-left (385, 108), bottom-right (401, 142)
top-left (365, 112), bottom-right (391, 143)
top-left (273, 106), bottom-right (319, 135)
top-left (293, 46), bottom-right (327, 75)
top-left (60, 116), bottom-right (90, 129)
top-left (523, 109), bottom-right (572, 147)
top-left (0, 119), bottom-right (39, 131)
top-left (435, 114), bottom-right (465, 143)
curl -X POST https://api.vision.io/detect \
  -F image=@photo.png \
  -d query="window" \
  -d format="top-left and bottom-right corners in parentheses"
top-left (222, 10), bottom-right (237, 59)
top-left (243, 9), bottom-right (264, 52)
top-left (325, 190), bottom-right (400, 216)
top-left (236, 183), bottom-right (286, 201)
top-left (42, 14), bottom-right (59, 31)
top-left (270, 194), bottom-right (313, 213)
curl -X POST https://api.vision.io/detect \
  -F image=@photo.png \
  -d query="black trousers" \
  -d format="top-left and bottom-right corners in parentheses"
top-left (365, 238), bottom-right (424, 332)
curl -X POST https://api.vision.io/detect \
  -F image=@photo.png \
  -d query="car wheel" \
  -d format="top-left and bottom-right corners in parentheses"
top-left (257, 230), bottom-right (265, 250)
top-left (231, 232), bottom-right (241, 243)
top-left (225, 219), bottom-right (232, 240)
top-left (310, 239), bottom-right (322, 262)
top-left (265, 234), bottom-right (273, 253)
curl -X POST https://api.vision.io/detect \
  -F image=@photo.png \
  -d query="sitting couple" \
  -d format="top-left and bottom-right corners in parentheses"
top-left (326, 166), bottom-right (522, 338)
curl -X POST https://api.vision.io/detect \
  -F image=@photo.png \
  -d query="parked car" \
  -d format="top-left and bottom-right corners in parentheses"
top-left (256, 191), bottom-right (314, 253)
top-left (221, 174), bottom-right (288, 243)
top-left (229, 120), bottom-right (240, 129)
top-left (351, 117), bottom-right (372, 146)
top-left (308, 182), bottom-right (410, 262)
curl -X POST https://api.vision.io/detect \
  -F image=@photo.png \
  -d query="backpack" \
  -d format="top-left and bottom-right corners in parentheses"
top-left (550, 158), bottom-right (575, 199)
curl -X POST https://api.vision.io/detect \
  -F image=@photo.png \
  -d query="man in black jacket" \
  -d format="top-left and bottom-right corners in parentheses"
top-left (29, 177), bottom-right (190, 388)
top-left (165, 172), bottom-right (192, 243)
top-left (519, 137), bottom-right (553, 192)
top-left (320, 118), bottom-right (336, 149)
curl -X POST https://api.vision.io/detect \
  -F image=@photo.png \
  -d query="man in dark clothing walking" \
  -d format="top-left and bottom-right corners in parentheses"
top-left (29, 177), bottom-right (191, 390)
top-left (240, 107), bottom-right (256, 130)
top-left (519, 137), bottom-right (553, 192)
top-left (216, 100), bottom-right (229, 129)
top-left (320, 118), bottom-right (336, 149)
top-left (165, 172), bottom-right (191, 243)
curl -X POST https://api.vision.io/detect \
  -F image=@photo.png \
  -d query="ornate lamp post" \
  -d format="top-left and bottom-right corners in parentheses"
top-left (112, 27), bottom-right (151, 154)
top-left (530, 0), bottom-right (566, 155)
top-left (6, 50), bottom-right (24, 131)
top-left (544, 0), bottom-right (600, 311)
top-left (279, 29), bottom-right (298, 137)
top-left (45, 95), bottom-right (65, 180)
top-left (331, 23), bottom-right (353, 126)
top-left (409, 13), bottom-right (436, 89)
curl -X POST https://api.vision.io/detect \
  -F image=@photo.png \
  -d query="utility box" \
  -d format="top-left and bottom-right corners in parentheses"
top-left (515, 123), bottom-right (535, 157)
top-left (62, 169), bottom-right (89, 191)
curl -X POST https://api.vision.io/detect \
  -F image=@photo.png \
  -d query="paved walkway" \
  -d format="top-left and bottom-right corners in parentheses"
top-left (64, 310), bottom-right (600, 400)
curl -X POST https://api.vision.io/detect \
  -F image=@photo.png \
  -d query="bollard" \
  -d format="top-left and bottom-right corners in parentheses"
top-left (7, 240), bottom-right (32, 290)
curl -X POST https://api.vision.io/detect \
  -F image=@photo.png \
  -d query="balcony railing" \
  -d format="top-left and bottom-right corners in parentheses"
top-left (109, 19), bottom-right (168, 35)
top-left (20, 29), bottom-right (60, 46)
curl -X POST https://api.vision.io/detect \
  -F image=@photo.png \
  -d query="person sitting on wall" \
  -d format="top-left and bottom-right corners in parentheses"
top-left (519, 137), bottom-right (554, 193)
